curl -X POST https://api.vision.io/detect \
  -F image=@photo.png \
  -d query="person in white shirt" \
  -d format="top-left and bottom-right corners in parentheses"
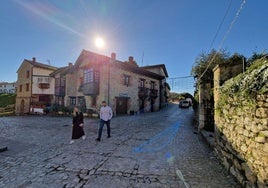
top-left (96, 101), bottom-right (113, 141)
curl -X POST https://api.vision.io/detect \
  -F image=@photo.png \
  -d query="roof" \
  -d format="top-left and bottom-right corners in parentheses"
top-left (50, 65), bottom-right (74, 76)
top-left (24, 59), bottom-right (58, 71)
top-left (113, 61), bottom-right (165, 80)
top-left (75, 49), bottom-right (166, 80)
top-left (74, 50), bottom-right (111, 68)
top-left (141, 64), bottom-right (169, 77)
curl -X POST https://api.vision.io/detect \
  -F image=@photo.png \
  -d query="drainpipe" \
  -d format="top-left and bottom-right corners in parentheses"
top-left (30, 66), bottom-right (33, 113)
top-left (108, 53), bottom-right (116, 106)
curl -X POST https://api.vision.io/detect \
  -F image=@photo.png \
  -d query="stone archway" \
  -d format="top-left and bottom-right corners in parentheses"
top-left (20, 99), bottom-right (25, 115)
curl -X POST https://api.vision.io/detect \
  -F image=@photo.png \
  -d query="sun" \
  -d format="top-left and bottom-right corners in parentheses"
top-left (95, 37), bottom-right (105, 48)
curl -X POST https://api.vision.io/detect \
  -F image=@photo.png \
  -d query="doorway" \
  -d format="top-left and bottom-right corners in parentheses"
top-left (20, 99), bottom-right (25, 114)
top-left (116, 97), bottom-right (128, 115)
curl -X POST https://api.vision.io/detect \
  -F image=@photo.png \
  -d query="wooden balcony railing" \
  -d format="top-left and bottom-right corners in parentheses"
top-left (79, 82), bottom-right (99, 95)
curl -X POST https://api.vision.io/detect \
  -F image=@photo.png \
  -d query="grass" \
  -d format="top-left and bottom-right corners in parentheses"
top-left (0, 93), bottom-right (16, 108)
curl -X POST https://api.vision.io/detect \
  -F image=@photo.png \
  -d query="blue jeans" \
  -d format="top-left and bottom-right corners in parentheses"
top-left (98, 119), bottom-right (111, 139)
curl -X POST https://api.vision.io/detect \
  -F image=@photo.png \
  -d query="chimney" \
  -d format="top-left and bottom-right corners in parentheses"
top-left (68, 62), bottom-right (73, 67)
top-left (32, 57), bottom-right (36, 63)
top-left (111, 53), bottom-right (116, 62)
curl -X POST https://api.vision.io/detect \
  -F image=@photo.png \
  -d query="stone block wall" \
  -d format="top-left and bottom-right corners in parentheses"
top-left (214, 59), bottom-right (268, 187)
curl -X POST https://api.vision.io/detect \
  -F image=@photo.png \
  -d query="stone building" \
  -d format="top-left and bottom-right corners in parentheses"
top-left (141, 64), bottom-right (169, 108)
top-left (50, 63), bottom-right (75, 108)
top-left (15, 58), bottom-right (57, 115)
top-left (51, 50), bottom-right (169, 116)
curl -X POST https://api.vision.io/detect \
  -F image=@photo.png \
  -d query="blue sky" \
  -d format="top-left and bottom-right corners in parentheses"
top-left (0, 0), bottom-right (267, 94)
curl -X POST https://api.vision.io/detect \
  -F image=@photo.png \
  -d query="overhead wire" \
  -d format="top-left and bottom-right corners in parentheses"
top-left (207, 0), bottom-right (233, 52)
top-left (198, 0), bottom-right (247, 82)
top-left (168, 0), bottom-right (235, 93)
top-left (166, 76), bottom-right (195, 93)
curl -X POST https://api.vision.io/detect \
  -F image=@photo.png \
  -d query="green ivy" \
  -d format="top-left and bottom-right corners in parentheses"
top-left (216, 58), bottom-right (268, 119)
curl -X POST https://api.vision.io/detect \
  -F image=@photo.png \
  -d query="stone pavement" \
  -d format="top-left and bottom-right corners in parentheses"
top-left (0, 103), bottom-right (241, 188)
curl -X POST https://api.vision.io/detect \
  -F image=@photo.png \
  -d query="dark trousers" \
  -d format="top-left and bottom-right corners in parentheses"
top-left (98, 119), bottom-right (111, 139)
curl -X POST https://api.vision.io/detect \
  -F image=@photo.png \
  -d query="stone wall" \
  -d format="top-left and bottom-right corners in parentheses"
top-left (214, 58), bottom-right (268, 187)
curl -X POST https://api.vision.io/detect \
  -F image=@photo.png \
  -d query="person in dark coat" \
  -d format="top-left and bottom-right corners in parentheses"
top-left (70, 106), bottom-right (86, 144)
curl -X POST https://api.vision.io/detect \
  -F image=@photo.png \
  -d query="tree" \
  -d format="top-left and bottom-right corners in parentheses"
top-left (191, 49), bottom-right (229, 84)
top-left (247, 51), bottom-right (267, 67)
top-left (227, 53), bottom-right (245, 64)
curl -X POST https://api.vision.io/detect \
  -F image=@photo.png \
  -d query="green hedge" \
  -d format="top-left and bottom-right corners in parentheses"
top-left (0, 94), bottom-right (16, 108)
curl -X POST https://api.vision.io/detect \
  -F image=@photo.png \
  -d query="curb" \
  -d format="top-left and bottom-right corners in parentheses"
top-left (200, 130), bottom-right (215, 148)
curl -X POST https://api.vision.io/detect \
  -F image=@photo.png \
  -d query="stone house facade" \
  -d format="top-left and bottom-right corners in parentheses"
top-left (50, 63), bottom-right (75, 108)
top-left (15, 58), bottom-right (57, 115)
top-left (0, 82), bottom-right (16, 94)
top-left (142, 64), bottom-right (170, 108)
top-left (52, 50), bottom-right (169, 116)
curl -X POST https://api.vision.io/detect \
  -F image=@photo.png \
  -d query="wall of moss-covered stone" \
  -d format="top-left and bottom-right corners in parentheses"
top-left (214, 58), bottom-right (268, 187)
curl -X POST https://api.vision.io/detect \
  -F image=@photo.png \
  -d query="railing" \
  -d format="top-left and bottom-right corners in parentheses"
top-left (138, 87), bottom-right (149, 100)
top-left (55, 86), bottom-right (66, 96)
top-left (79, 82), bottom-right (99, 95)
top-left (150, 89), bottom-right (158, 98)
top-left (38, 83), bottom-right (50, 89)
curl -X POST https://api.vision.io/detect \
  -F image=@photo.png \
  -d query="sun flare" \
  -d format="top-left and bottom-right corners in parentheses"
top-left (95, 37), bottom-right (105, 48)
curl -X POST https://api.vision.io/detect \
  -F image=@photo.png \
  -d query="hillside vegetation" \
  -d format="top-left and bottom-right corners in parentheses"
top-left (0, 94), bottom-right (16, 108)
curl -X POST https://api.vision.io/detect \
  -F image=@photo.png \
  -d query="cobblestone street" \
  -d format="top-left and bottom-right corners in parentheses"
top-left (0, 103), bottom-right (240, 188)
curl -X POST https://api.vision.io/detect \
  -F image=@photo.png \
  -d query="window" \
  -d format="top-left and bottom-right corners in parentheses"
top-left (78, 96), bottom-right (86, 109)
top-left (19, 85), bottom-right (22, 92)
top-left (139, 79), bottom-right (145, 88)
top-left (26, 71), bottom-right (30, 78)
top-left (150, 81), bottom-right (155, 89)
top-left (60, 77), bottom-right (66, 86)
top-left (123, 75), bottom-right (130, 86)
top-left (83, 68), bottom-right (99, 84)
top-left (26, 83), bottom-right (29, 91)
top-left (37, 77), bottom-right (49, 83)
top-left (55, 78), bottom-right (60, 87)
top-left (84, 68), bottom-right (94, 83)
top-left (69, 97), bottom-right (76, 106)
top-left (94, 71), bottom-right (100, 82)
top-left (56, 96), bottom-right (64, 106)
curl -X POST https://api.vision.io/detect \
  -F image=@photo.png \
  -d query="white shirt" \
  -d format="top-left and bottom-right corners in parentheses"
top-left (100, 106), bottom-right (113, 121)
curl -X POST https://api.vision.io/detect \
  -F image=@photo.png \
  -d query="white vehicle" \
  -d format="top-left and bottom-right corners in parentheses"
top-left (185, 98), bottom-right (192, 106)
top-left (179, 100), bottom-right (190, 108)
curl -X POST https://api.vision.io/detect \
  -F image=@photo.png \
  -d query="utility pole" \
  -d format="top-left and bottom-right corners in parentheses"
top-left (141, 51), bottom-right (144, 66)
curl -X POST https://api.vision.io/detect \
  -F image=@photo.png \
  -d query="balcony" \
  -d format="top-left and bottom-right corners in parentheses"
top-left (55, 86), bottom-right (66, 96)
top-left (38, 83), bottom-right (50, 89)
top-left (150, 89), bottom-right (158, 99)
top-left (79, 82), bottom-right (99, 95)
top-left (138, 87), bottom-right (149, 100)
